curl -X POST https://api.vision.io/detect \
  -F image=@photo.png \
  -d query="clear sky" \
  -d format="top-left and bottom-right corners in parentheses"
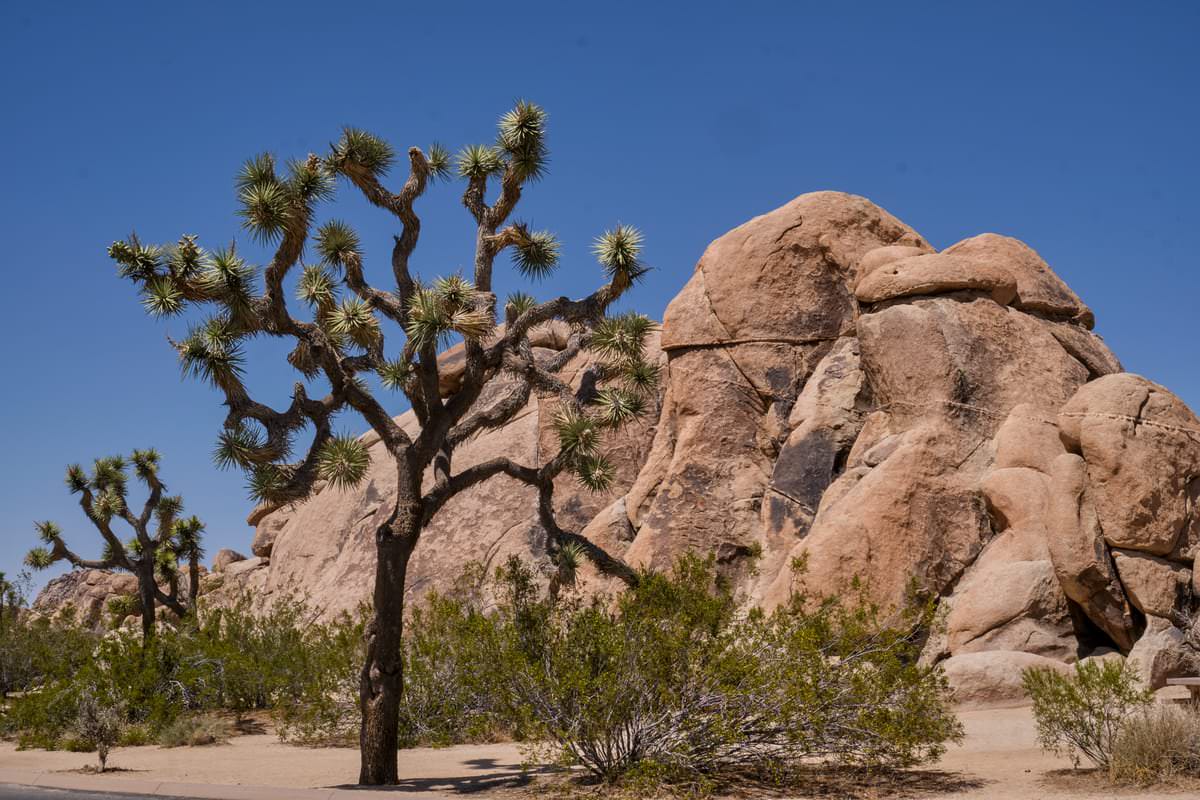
top-left (2, 1), bottom-right (1197, 597)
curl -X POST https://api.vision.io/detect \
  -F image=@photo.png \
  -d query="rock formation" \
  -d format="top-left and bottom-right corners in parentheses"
top-left (38, 192), bottom-right (1200, 701)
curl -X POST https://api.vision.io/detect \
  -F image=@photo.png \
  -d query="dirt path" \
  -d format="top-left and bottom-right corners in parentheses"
top-left (1, 706), bottom-right (1194, 798)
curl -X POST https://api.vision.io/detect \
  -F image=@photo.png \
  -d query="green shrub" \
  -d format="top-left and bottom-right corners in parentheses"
top-left (1109, 704), bottom-right (1200, 784)
top-left (1023, 659), bottom-right (1152, 769)
top-left (499, 555), bottom-right (961, 784)
top-left (105, 595), bottom-right (141, 627)
top-left (157, 714), bottom-right (232, 747)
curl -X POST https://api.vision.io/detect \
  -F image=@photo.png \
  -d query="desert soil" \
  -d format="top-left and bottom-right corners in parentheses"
top-left (1, 706), bottom-right (1195, 799)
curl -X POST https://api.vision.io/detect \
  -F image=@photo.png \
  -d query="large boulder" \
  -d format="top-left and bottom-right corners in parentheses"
top-left (942, 651), bottom-right (1073, 708)
top-left (167, 191), bottom-right (1200, 704)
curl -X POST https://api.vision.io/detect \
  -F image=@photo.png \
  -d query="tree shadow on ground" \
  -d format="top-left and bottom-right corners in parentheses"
top-left (726, 767), bottom-right (990, 799)
top-left (330, 763), bottom-right (558, 794)
top-left (332, 766), bottom-right (985, 798)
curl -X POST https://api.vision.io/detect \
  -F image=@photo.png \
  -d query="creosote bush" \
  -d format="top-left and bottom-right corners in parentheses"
top-left (1023, 659), bottom-right (1152, 769)
top-left (2, 597), bottom-right (362, 749)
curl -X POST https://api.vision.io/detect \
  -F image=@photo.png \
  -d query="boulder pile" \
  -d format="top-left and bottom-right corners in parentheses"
top-left (41, 192), bottom-right (1200, 702)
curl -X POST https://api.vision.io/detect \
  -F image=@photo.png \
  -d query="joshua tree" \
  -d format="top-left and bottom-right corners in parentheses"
top-left (24, 450), bottom-right (206, 642)
top-left (105, 101), bottom-right (655, 784)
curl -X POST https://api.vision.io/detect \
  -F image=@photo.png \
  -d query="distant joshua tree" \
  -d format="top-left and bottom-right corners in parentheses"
top-left (24, 450), bottom-right (205, 642)
top-left (105, 101), bottom-right (655, 784)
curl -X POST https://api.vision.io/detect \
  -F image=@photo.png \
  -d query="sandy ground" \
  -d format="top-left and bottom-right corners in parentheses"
top-left (1, 706), bottom-right (1196, 798)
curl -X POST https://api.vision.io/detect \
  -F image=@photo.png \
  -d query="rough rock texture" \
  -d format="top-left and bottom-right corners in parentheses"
top-left (212, 549), bottom-right (248, 573)
top-left (941, 651), bottom-right (1073, 708)
top-left (49, 191), bottom-right (1200, 696)
top-left (203, 330), bottom-right (663, 619)
top-left (30, 569), bottom-right (138, 629)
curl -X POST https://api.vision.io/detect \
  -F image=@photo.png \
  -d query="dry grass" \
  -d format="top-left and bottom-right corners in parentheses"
top-left (156, 714), bottom-right (233, 748)
top-left (1108, 703), bottom-right (1200, 785)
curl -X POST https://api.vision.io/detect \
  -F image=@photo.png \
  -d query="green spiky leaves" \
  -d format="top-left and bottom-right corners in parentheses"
top-left (91, 456), bottom-right (128, 492)
top-left (315, 220), bottom-right (361, 267)
top-left (92, 488), bottom-right (125, 522)
top-left (456, 144), bottom-right (505, 179)
top-left (35, 521), bottom-right (61, 544)
top-left (331, 128), bottom-right (395, 176)
top-left (505, 292), bottom-right (536, 322)
top-left (236, 153), bottom-right (292, 244)
top-left (497, 100), bottom-right (549, 183)
top-left (142, 275), bottom-right (185, 317)
top-left (555, 539), bottom-right (586, 586)
top-left (172, 515), bottom-right (205, 559)
top-left (177, 318), bottom-right (246, 393)
top-left (286, 156), bottom-right (335, 203)
top-left (406, 276), bottom-right (493, 351)
top-left (426, 143), bottom-right (452, 181)
top-left (108, 236), bottom-right (163, 281)
top-left (297, 264), bottom-right (338, 310)
top-left (25, 547), bottom-right (54, 570)
top-left (326, 298), bottom-right (380, 348)
top-left (316, 435), bottom-right (371, 491)
top-left (131, 448), bottom-right (160, 480)
top-left (377, 358), bottom-right (414, 391)
top-left (575, 454), bottom-right (616, 493)
top-left (594, 387), bottom-right (647, 428)
top-left (246, 463), bottom-right (294, 505)
top-left (213, 423), bottom-right (273, 470)
top-left (594, 225), bottom-right (649, 288)
top-left (155, 494), bottom-right (183, 524)
top-left (554, 407), bottom-right (601, 458)
top-left (510, 223), bottom-right (560, 279)
top-left (590, 313), bottom-right (654, 361)
top-left (200, 248), bottom-right (257, 320)
top-left (65, 464), bottom-right (88, 494)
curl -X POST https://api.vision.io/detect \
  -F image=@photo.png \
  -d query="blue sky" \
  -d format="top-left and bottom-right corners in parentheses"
top-left (2, 1), bottom-right (1197, 596)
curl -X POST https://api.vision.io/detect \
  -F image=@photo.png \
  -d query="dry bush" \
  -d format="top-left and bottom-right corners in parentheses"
top-left (156, 714), bottom-right (232, 747)
top-left (1109, 704), bottom-right (1200, 784)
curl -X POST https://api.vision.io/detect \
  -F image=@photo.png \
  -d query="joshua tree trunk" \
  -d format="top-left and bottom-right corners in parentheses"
top-left (137, 563), bottom-right (157, 643)
top-left (358, 502), bottom-right (418, 785)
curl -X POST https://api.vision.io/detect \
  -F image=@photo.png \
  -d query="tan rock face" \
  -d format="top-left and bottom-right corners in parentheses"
top-left (31, 569), bottom-right (139, 629)
top-left (100, 190), bottom-right (1200, 700)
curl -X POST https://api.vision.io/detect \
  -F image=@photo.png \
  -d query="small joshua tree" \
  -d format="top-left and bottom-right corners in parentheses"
top-left (25, 450), bottom-right (206, 642)
top-left (106, 101), bottom-right (655, 784)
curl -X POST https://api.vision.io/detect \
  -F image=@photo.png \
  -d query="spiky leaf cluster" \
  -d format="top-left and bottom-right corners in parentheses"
top-left (555, 540), bottom-right (587, 587)
top-left (214, 423), bottom-right (269, 470)
top-left (24, 547), bottom-right (53, 570)
top-left (406, 276), bottom-right (493, 351)
top-left (510, 223), bottom-right (560, 279)
top-left (377, 358), bottom-right (414, 391)
top-left (329, 128), bottom-right (395, 175)
top-left (286, 156), bottom-right (335, 203)
top-left (594, 225), bottom-right (649, 288)
top-left (316, 435), bottom-right (372, 491)
top-left (247, 463), bottom-right (295, 505)
top-left (171, 515), bottom-right (206, 560)
top-left (131, 448), bottom-right (160, 480)
top-left (315, 220), bottom-right (361, 268)
top-left (35, 521), bottom-right (61, 544)
top-left (108, 236), bottom-right (163, 281)
top-left (575, 454), bottom-right (616, 493)
top-left (326, 298), bottom-right (380, 348)
top-left (505, 292), bottom-right (536, 322)
top-left (455, 144), bottom-right (505, 179)
top-left (427, 143), bottom-right (452, 180)
top-left (497, 100), bottom-right (549, 182)
top-left (177, 317), bottom-right (245, 392)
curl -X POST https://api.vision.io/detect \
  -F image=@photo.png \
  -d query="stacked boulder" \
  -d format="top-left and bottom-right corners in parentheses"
top-left (53, 191), bottom-right (1200, 703)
